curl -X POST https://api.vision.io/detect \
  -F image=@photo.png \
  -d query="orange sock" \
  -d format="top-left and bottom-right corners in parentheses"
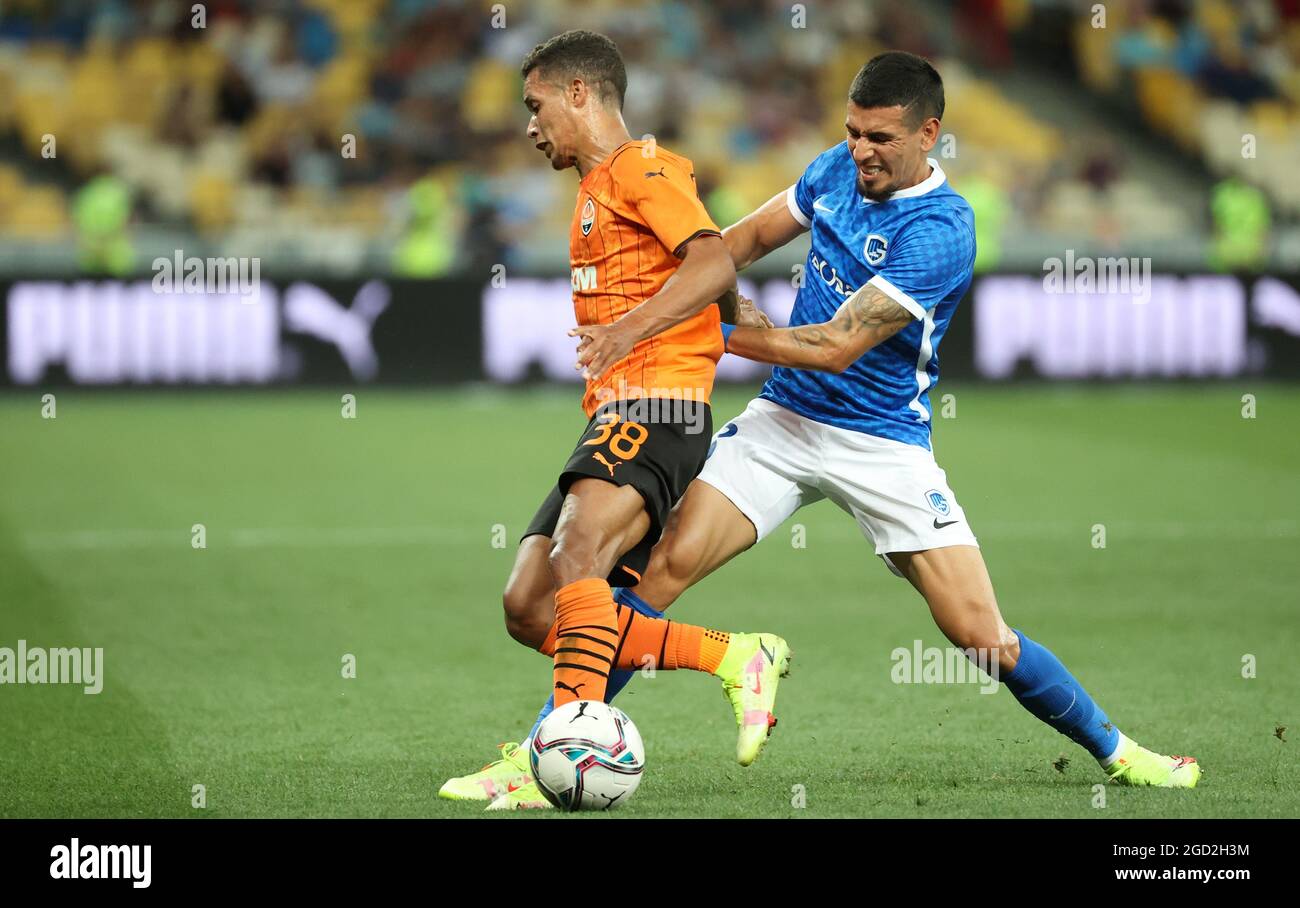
top-left (609, 606), bottom-right (729, 674)
top-left (538, 622), bottom-right (558, 657)
top-left (552, 578), bottom-right (618, 706)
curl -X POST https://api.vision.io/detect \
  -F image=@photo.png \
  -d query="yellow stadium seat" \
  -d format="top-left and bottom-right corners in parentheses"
top-left (0, 165), bottom-right (23, 224)
top-left (190, 172), bottom-right (236, 232)
top-left (1136, 68), bottom-right (1202, 149)
top-left (462, 60), bottom-right (516, 133)
top-left (7, 185), bottom-right (70, 240)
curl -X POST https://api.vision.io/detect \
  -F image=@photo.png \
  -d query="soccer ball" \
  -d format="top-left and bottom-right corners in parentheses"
top-left (529, 700), bottom-right (645, 811)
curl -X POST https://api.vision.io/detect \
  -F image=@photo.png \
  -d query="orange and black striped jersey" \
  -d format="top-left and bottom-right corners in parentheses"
top-left (569, 140), bottom-right (723, 416)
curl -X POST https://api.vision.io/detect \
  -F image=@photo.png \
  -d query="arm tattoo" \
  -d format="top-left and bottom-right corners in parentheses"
top-left (727, 281), bottom-right (914, 372)
top-left (790, 324), bottom-right (829, 349)
top-left (843, 284), bottom-right (912, 332)
top-left (791, 285), bottom-right (909, 348)
top-left (785, 284), bottom-right (909, 366)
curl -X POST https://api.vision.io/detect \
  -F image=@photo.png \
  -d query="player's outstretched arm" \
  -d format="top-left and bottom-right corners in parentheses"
top-left (725, 188), bottom-right (810, 272)
top-left (714, 188), bottom-right (809, 323)
top-left (572, 233), bottom-right (735, 380)
top-left (726, 283), bottom-right (913, 373)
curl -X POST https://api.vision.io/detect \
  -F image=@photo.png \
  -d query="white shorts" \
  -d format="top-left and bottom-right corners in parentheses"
top-left (698, 398), bottom-right (979, 576)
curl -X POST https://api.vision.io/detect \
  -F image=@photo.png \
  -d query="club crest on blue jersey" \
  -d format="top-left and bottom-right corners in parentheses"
top-left (581, 198), bottom-right (595, 236)
top-left (864, 233), bottom-right (888, 265)
top-left (925, 489), bottom-right (950, 516)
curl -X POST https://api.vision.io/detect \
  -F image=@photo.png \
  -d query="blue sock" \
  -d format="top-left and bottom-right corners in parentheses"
top-left (1001, 629), bottom-right (1120, 760)
top-left (525, 694), bottom-right (555, 743)
top-left (613, 586), bottom-right (665, 620)
top-left (525, 587), bottom-right (665, 741)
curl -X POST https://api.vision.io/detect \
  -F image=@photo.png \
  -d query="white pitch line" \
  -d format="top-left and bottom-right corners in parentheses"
top-left (16, 519), bottom-right (1299, 551)
top-left (978, 518), bottom-right (1299, 540)
top-left (822, 518), bottom-right (1300, 542)
top-left (228, 526), bottom-right (470, 547)
top-left (20, 527), bottom-right (476, 551)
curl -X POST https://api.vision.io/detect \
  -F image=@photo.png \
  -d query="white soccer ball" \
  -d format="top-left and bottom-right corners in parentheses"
top-left (529, 700), bottom-right (645, 811)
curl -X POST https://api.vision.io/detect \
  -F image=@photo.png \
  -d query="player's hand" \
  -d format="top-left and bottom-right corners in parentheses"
top-left (734, 292), bottom-right (773, 329)
top-left (569, 322), bottom-right (635, 381)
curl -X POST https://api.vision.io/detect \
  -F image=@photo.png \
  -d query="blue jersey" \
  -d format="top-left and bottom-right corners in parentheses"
top-left (759, 144), bottom-right (975, 449)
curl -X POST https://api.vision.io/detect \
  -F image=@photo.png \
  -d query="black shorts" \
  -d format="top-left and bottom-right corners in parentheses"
top-left (523, 398), bottom-right (713, 587)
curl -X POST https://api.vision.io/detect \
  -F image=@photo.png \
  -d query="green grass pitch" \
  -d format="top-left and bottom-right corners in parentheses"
top-left (1, 385), bottom-right (1296, 818)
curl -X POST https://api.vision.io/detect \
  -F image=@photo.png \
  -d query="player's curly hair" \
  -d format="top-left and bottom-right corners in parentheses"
top-left (521, 30), bottom-right (628, 110)
top-left (849, 51), bottom-right (944, 127)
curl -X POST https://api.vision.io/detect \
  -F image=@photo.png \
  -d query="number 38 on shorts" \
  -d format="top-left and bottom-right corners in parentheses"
top-left (524, 399), bottom-right (712, 586)
top-left (582, 412), bottom-right (650, 460)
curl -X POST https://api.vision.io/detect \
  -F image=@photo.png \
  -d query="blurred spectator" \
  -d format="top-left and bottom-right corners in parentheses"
top-left (391, 176), bottom-right (455, 277)
top-left (1210, 177), bottom-right (1271, 271)
top-left (960, 172), bottom-right (1009, 273)
top-left (0, 0), bottom-right (1292, 274)
top-left (72, 174), bottom-right (133, 275)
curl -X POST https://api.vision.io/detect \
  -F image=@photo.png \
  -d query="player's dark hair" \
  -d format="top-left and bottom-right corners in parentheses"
top-left (848, 51), bottom-right (944, 127)
top-left (521, 29), bottom-right (627, 110)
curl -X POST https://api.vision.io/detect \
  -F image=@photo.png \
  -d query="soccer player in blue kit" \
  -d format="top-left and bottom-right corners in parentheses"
top-left (444, 51), bottom-right (1199, 808)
